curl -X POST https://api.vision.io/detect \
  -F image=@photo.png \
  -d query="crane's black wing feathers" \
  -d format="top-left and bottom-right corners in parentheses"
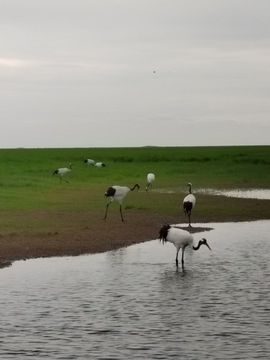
top-left (105, 187), bottom-right (116, 197)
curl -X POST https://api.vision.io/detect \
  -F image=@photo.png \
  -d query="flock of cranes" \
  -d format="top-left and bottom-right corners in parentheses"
top-left (52, 158), bottom-right (210, 269)
top-left (52, 159), bottom-right (106, 182)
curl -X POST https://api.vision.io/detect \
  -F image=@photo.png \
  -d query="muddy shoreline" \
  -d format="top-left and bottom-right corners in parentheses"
top-left (0, 212), bottom-right (211, 268)
top-left (0, 210), bottom-right (267, 268)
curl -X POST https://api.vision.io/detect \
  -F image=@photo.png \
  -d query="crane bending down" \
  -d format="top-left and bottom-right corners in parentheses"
top-left (95, 162), bottom-right (106, 167)
top-left (183, 182), bottom-right (196, 227)
top-left (52, 163), bottom-right (72, 182)
top-left (146, 173), bottom-right (155, 191)
top-left (84, 159), bottom-right (105, 167)
top-left (104, 184), bottom-right (140, 222)
top-left (159, 224), bottom-right (211, 269)
top-left (84, 159), bottom-right (95, 166)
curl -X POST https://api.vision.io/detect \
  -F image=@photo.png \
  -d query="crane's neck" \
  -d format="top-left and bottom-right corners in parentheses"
top-left (130, 184), bottom-right (140, 191)
top-left (188, 184), bottom-right (192, 194)
top-left (193, 241), bottom-right (202, 251)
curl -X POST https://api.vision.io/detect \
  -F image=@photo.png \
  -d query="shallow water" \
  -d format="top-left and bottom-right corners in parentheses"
top-left (0, 221), bottom-right (270, 359)
top-left (197, 188), bottom-right (270, 200)
top-left (154, 187), bottom-right (270, 200)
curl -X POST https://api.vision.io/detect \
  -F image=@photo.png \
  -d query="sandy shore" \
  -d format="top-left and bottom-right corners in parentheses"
top-left (0, 206), bottom-right (268, 268)
top-left (0, 211), bottom-right (216, 268)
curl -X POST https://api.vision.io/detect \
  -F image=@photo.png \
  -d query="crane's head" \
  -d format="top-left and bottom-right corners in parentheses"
top-left (200, 238), bottom-right (211, 250)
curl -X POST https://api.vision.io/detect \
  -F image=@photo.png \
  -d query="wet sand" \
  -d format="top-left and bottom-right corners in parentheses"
top-left (0, 211), bottom-right (216, 268)
top-left (0, 207), bottom-right (267, 268)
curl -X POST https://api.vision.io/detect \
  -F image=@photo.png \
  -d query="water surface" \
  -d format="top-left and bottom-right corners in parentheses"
top-left (154, 187), bottom-right (270, 200)
top-left (197, 188), bottom-right (270, 200)
top-left (0, 221), bottom-right (269, 359)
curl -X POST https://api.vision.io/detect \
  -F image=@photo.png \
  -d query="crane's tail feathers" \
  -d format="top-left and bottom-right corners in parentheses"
top-left (183, 202), bottom-right (192, 215)
top-left (159, 224), bottom-right (171, 244)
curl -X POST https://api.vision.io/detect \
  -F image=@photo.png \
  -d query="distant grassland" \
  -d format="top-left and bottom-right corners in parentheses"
top-left (0, 146), bottom-right (269, 233)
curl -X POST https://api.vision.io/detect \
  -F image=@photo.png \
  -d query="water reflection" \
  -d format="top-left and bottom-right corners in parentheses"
top-left (154, 187), bottom-right (270, 200)
top-left (0, 221), bottom-right (270, 359)
top-left (197, 188), bottom-right (270, 200)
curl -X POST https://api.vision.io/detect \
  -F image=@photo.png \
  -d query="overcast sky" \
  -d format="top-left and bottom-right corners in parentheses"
top-left (0, 0), bottom-right (269, 148)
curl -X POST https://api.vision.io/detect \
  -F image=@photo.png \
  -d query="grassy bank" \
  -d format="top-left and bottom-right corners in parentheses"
top-left (0, 145), bottom-right (269, 229)
top-left (0, 145), bottom-right (269, 265)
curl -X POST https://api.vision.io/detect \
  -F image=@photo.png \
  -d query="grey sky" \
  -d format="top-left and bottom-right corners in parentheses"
top-left (0, 0), bottom-right (269, 148)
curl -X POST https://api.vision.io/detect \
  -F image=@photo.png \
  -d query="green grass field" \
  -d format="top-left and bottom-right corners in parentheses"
top-left (0, 146), bottom-right (269, 233)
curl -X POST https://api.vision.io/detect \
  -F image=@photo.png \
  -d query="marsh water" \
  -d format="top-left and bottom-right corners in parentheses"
top-left (155, 188), bottom-right (270, 200)
top-left (197, 188), bottom-right (270, 200)
top-left (0, 220), bottom-right (270, 359)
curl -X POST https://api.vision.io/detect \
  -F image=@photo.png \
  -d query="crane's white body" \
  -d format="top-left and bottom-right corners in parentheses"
top-left (53, 164), bottom-right (72, 182)
top-left (84, 159), bottom-right (95, 166)
top-left (183, 193), bottom-right (196, 206)
top-left (146, 173), bottom-right (155, 191)
top-left (95, 162), bottom-right (105, 167)
top-left (165, 226), bottom-right (194, 250)
top-left (107, 186), bottom-right (131, 204)
top-left (159, 224), bottom-right (211, 269)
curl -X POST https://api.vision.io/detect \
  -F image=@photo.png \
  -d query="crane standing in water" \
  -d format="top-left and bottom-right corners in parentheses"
top-left (159, 224), bottom-right (211, 269)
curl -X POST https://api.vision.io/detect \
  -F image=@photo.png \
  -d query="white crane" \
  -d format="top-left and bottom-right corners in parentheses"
top-left (104, 184), bottom-right (140, 222)
top-left (95, 162), bottom-right (106, 168)
top-left (159, 224), bottom-right (211, 269)
top-left (183, 182), bottom-right (196, 227)
top-left (84, 159), bottom-right (95, 166)
top-left (146, 173), bottom-right (155, 191)
top-left (52, 163), bottom-right (72, 182)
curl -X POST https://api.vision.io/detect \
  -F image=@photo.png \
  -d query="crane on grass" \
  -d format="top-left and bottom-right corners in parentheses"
top-left (52, 163), bottom-right (72, 183)
top-left (146, 173), bottom-right (155, 191)
top-left (104, 184), bottom-right (140, 222)
top-left (84, 159), bottom-right (95, 166)
top-left (183, 182), bottom-right (196, 227)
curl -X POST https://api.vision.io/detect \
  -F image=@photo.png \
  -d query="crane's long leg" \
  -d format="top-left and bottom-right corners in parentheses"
top-left (104, 202), bottom-right (111, 220)
top-left (175, 248), bottom-right (180, 267)
top-left (119, 205), bottom-right (124, 222)
top-left (188, 213), bottom-right (191, 227)
top-left (181, 245), bottom-right (188, 270)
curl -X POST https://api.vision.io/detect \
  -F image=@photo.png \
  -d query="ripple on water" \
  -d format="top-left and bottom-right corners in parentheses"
top-left (0, 221), bottom-right (270, 359)
top-left (197, 188), bottom-right (270, 200)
